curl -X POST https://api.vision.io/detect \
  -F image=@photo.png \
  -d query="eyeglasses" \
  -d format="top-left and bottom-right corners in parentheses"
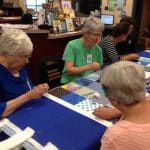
top-left (101, 83), bottom-right (109, 96)
top-left (17, 54), bottom-right (32, 60)
top-left (22, 54), bottom-right (32, 59)
top-left (89, 32), bottom-right (102, 37)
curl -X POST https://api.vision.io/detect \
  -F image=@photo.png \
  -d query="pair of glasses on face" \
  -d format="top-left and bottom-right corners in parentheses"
top-left (101, 83), bottom-right (110, 96)
top-left (18, 54), bottom-right (32, 59)
top-left (89, 32), bottom-right (102, 37)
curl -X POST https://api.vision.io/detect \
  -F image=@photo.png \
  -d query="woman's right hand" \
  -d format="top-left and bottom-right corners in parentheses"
top-left (122, 53), bottom-right (139, 61)
top-left (88, 62), bottom-right (100, 71)
top-left (128, 53), bottom-right (139, 60)
top-left (25, 83), bottom-right (49, 100)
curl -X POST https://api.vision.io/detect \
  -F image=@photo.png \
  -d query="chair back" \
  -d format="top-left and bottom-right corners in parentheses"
top-left (40, 56), bottom-right (64, 89)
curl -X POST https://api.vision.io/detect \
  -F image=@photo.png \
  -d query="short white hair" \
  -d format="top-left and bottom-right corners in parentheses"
top-left (0, 29), bottom-right (33, 55)
top-left (101, 61), bottom-right (146, 105)
top-left (82, 16), bottom-right (104, 33)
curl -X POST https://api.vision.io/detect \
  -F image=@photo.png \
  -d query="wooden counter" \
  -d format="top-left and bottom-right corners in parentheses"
top-left (0, 16), bottom-right (21, 24)
top-left (48, 30), bottom-right (83, 39)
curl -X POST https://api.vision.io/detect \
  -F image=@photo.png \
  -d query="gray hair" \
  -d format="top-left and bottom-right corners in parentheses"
top-left (0, 29), bottom-right (33, 55)
top-left (101, 61), bottom-right (146, 105)
top-left (82, 16), bottom-right (104, 33)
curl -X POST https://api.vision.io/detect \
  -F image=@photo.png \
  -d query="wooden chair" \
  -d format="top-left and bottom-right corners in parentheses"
top-left (39, 56), bottom-right (64, 89)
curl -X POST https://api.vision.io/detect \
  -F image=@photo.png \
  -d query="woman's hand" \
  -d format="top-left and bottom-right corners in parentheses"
top-left (122, 53), bottom-right (139, 61)
top-left (93, 106), bottom-right (122, 120)
top-left (88, 62), bottom-right (100, 71)
top-left (128, 53), bottom-right (139, 60)
top-left (65, 61), bottom-right (101, 75)
top-left (25, 83), bottom-right (49, 100)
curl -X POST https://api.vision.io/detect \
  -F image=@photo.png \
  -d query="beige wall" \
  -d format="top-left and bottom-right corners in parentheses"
top-left (13, 0), bottom-right (26, 12)
top-left (16, 0), bottom-right (134, 21)
top-left (101, 0), bottom-right (133, 24)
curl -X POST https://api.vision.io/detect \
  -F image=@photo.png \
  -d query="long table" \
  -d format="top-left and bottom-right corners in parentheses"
top-left (47, 51), bottom-right (150, 116)
top-left (8, 93), bottom-right (111, 150)
top-left (6, 50), bottom-right (150, 149)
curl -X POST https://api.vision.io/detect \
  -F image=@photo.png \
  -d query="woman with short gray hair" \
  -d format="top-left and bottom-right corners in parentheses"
top-left (61, 16), bottom-right (104, 84)
top-left (100, 61), bottom-right (150, 150)
top-left (82, 16), bottom-right (104, 34)
top-left (101, 61), bottom-right (145, 105)
top-left (0, 29), bottom-right (49, 117)
top-left (0, 29), bottom-right (33, 56)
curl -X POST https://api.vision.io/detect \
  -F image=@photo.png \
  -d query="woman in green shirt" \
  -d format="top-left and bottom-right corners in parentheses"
top-left (61, 16), bottom-right (104, 84)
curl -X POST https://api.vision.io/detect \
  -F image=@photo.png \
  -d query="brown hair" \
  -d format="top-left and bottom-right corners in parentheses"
top-left (120, 16), bottom-right (134, 26)
top-left (111, 22), bottom-right (129, 37)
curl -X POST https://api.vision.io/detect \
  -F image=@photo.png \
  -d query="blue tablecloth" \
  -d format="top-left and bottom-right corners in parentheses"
top-left (8, 97), bottom-right (106, 150)
top-left (138, 51), bottom-right (150, 66)
top-left (139, 51), bottom-right (150, 58)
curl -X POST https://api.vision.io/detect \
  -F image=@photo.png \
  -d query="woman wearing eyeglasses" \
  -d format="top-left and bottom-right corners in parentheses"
top-left (61, 16), bottom-right (104, 84)
top-left (0, 29), bottom-right (49, 117)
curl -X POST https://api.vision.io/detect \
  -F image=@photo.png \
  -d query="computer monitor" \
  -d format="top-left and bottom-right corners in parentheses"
top-left (101, 14), bottom-right (114, 25)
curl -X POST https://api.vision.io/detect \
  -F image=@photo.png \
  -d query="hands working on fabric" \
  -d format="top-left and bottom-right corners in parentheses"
top-left (60, 16), bottom-right (104, 84)
top-left (0, 29), bottom-right (49, 117)
top-left (93, 94), bottom-right (150, 121)
top-left (93, 106), bottom-right (122, 120)
top-left (25, 83), bottom-right (49, 100)
top-left (121, 53), bottom-right (139, 61)
top-left (87, 62), bottom-right (100, 71)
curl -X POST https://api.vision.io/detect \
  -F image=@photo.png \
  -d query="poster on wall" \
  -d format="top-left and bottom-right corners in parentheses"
top-left (108, 0), bottom-right (117, 11)
top-left (108, 0), bottom-right (126, 11)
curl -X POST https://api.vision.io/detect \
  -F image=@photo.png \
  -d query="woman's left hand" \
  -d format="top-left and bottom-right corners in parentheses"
top-left (93, 107), bottom-right (122, 120)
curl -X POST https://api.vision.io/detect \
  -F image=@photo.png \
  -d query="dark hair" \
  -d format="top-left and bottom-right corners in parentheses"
top-left (120, 16), bottom-right (134, 26)
top-left (111, 22), bottom-right (129, 37)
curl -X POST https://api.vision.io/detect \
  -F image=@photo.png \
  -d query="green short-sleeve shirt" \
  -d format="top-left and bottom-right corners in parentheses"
top-left (61, 38), bottom-right (103, 84)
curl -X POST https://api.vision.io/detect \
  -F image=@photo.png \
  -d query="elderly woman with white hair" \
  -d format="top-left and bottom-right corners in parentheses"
top-left (61, 16), bottom-right (104, 84)
top-left (100, 61), bottom-right (150, 150)
top-left (0, 29), bottom-right (49, 117)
